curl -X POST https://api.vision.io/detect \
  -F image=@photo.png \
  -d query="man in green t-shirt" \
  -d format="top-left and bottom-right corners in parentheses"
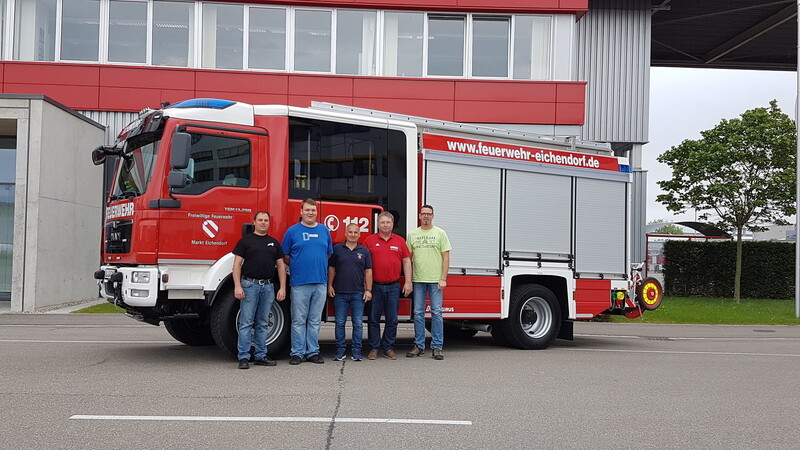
top-left (405, 205), bottom-right (451, 360)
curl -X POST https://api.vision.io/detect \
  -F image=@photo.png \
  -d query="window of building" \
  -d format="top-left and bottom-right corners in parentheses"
top-left (335, 9), bottom-right (376, 76)
top-left (61, 0), bottom-right (100, 61)
top-left (0, 137), bottom-right (16, 302)
top-left (0, 0), bottom-right (6, 58)
top-left (13, 0), bottom-right (56, 61)
top-left (513, 15), bottom-right (551, 80)
top-left (427, 16), bottom-right (464, 77)
top-left (248, 7), bottom-right (285, 70)
top-left (202, 3), bottom-right (243, 70)
top-left (152, 1), bottom-right (194, 67)
top-left (472, 17), bottom-right (509, 78)
top-left (108, 0), bottom-right (147, 63)
top-left (383, 12), bottom-right (423, 77)
top-left (294, 9), bottom-right (331, 72)
top-left (174, 134), bottom-right (251, 195)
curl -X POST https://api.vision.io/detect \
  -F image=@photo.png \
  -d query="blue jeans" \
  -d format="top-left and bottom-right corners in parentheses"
top-left (412, 282), bottom-right (443, 350)
top-left (368, 283), bottom-right (400, 351)
top-left (237, 280), bottom-right (275, 361)
top-left (334, 292), bottom-right (365, 355)
top-left (290, 283), bottom-right (327, 358)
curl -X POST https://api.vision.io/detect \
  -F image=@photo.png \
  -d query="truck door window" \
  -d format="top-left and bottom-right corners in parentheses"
top-left (173, 133), bottom-right (251, 195)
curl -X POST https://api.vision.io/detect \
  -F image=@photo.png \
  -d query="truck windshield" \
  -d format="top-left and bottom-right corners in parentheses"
top-left (110, 134), bottom-right (161, 200)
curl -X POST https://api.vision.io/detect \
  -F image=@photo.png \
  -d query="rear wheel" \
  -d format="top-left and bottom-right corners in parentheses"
top-left (163, 318), bottom-right (215, 346)
top-left (500, 284), bottom-right (561, 350)
top-left (210, 289), bottom-right (291, 357)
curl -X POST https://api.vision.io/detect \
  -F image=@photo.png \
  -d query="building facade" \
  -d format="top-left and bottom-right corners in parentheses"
top-left (0, 0), bottom-right (653, 309)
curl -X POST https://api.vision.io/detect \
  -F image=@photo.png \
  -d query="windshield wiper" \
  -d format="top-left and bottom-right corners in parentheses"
top-left (109, 190), bottom-right (139, 201)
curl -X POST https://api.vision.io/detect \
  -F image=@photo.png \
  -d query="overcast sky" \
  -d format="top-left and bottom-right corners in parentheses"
top-left (644, 67), bottom-right (797, 223)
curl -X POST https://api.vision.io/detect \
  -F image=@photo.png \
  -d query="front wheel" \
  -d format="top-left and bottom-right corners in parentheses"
top-left (210, 289), bottom-right (291, 357)
top-left (500, 284), bottom-right (561, 350)
top-left (163, 318), bottom-right (215, 346)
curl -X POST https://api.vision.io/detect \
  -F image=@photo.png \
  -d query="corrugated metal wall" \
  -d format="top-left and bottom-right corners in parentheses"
top-left (78, 110), bottom-right (139, 145)
top-left (577, 0), bottom-right (650, 145)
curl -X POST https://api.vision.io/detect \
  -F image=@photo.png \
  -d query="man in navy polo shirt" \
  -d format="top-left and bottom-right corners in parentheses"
top-left (328, 223), bottom-right (373, 361)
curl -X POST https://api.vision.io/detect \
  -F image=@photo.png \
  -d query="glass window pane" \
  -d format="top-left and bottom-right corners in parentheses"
top-left (61, 0), bottom-right (100, 61)
top-left (383, 12), bottom-right (422, 77)
top-left (174, 134), bottom-right (251, 195)
top-left (427, 16), bottom-right (464, 77)
top-left (153, 1), bottom-right (195, 67)
top-left (335, 10), bottom-right (376, 76)
top-left (0, 0), bottom-right (6, 56)
top-left (13, 0), bottom-right (56, 61)
top-left (472, 18), bottom-right (509, 77)
top-left (294, 9), bottom-right (330, 72)
top-left (202, 3), bottom-right (242, 70)
top-left (513, 16), bottom-right (551, 80)
top-left (0, 184), bottom-right (14, 301)
top-left (248, 7), bottom-right (285, 70)
top-left (108, 0), bottom-right (147, 63)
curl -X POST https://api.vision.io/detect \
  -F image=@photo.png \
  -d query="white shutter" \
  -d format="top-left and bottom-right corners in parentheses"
top-left (575, 178), bottom-right (626, 275)
top-left (425, 160), bottom-right (500, 272)
top-left (505, 170), bottom-right (572, 257)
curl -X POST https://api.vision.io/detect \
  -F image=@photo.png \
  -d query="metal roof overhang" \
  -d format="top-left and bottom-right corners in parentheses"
top-left (651, 0), bottom-right (797, 71)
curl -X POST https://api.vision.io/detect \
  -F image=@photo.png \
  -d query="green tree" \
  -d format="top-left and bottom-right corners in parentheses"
top-left (653, 224), bottom-right (685, 235)
top-left (656, 100), bottom-right (796, 302)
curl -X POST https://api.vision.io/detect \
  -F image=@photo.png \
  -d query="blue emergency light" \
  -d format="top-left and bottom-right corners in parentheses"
top-left (166, 98), bottom-right (236, 109)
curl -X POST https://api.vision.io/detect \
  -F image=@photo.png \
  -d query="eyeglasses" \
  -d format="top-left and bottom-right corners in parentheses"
top-left (419, 213), bottom-right (433, 217)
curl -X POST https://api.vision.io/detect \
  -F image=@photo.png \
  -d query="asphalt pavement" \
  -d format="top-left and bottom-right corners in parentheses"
top-left (1, 313), bottom-right (799, 449)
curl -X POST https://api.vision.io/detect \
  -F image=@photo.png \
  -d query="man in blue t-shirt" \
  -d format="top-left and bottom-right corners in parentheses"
top-left (281, 198), bottom-right (333, 365)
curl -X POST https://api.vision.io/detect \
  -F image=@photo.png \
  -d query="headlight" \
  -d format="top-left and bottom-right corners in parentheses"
top-left (130, 289), bottom-right (149, 298)
top-left (131, 271), bottom-right (150, 284)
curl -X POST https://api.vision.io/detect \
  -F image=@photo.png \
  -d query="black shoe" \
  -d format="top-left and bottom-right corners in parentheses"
top-left (254, 357), bottom-right (276, 366)
top-left (289, 355), bottom-right (302, 365)
top-left (238, 359), bottom-right (249, 369)
top-left (306, 354), bottom-right (324, 364)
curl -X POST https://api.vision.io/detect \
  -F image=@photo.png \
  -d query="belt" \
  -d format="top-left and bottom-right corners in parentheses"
top-left (244, 277), bottom-right (271, 285)
top-left (374, 280), bottom-right (399, 285)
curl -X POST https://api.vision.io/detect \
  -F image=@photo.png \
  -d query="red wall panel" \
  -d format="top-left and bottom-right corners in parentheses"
top-left (0, 62), bottom-right (585, 127)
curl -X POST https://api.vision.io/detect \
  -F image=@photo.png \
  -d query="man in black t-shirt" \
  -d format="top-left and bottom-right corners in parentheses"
top-left (232, 211), bottom-right (286, 369)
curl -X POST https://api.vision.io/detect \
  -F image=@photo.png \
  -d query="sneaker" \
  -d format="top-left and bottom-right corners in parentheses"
top-left (306, 354), bottom-right (324, 364)
top-left (254, 357), bottom-right (276, 366)
top-left (333, 352), bottom-right (345, 361)
top-left (351, 354), bottom-right (362, 361)
top-left (406, 346), bottom-right (425, 358)
top-left (367, 350), bottom-right (379, 360)
top-left (432, 348), bottom-right (444, 360)
top-left (289, 355), bottom-right (302, 365)
top-left (238, 359), bottom-right (249, 369)
top-left (383, 349), bottom-right (397, 360)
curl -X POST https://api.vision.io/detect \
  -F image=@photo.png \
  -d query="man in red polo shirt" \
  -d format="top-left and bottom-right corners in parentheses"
top-left (363, 211), bottom-right (412, 360)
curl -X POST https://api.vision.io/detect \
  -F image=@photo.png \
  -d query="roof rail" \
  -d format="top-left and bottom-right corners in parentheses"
top-left (309, 101), bottom-right (612, 155)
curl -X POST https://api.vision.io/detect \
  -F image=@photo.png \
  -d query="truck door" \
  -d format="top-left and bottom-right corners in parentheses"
top-left (157, 125), bottom-right (267, 264)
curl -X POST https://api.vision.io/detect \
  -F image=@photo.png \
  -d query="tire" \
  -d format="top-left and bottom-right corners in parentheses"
top-left (500, 284), bottom-right (561, 350)
top-left (163, 318), bottom-right (215, 346)
top-left (636, 277), bottom-right (664, 311)
top-left (210, 289), bottom-right (291, 357)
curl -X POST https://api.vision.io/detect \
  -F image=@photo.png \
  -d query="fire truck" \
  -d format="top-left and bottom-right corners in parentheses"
top-left (92, 98), bottom-right (662, 356)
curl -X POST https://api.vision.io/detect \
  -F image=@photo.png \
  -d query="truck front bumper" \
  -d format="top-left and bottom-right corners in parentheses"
top-left (97, 265), bottom-right (159, 307)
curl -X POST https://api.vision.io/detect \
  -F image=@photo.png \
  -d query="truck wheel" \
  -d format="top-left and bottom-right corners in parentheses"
top-left (163, 318), bottom-right (215, 346)
top-left (210, 290), bottom-right (291, 357)
top-left (500, 284), bottom-right (561, 350)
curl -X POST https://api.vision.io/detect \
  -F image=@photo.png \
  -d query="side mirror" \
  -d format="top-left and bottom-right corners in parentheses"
top-left (170, 132), bottom-right (191, 169)
top-left (91, 145), bottom-right (121, 165)
top-left (168, 170), bottom-right (188, 188)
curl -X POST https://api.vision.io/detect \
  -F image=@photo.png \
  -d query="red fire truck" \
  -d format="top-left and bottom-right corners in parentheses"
top-left (92, 98), bottom-right (662, 356)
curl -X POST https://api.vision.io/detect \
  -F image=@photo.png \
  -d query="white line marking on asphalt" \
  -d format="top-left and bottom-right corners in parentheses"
top-left (576, 333), bottom-right (800, 341)
top-left (566, 348), bottom-right (800, 358)
top-left (0, 339), bottom-right (175, 344)
top-left (70, 415), bottom-right (472, 426)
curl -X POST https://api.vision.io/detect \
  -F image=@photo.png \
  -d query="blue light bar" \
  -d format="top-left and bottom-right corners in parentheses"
top-left (166, 98), bottom-right (236, 109)
top-left (618, 164), bottom-right (632, 173)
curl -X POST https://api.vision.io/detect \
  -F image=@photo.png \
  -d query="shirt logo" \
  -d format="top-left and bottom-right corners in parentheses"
top-left (357, 253), bottom-right (363, 259)
top-left (267, 243), bottom-right (274, 246)
top-left (302, 233), bottom-right (319, 241)
top-left (389, 246), bottom-right (399, 251)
